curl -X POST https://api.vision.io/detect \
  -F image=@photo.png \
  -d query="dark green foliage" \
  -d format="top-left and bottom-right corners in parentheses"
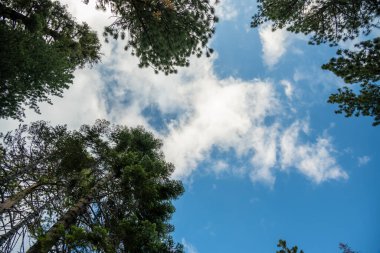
top-left (1, 0), bottom-right (217, 119)
top-left (251, 0), bottom-right (380, 125)
top-left (0, 24), bottom-right (74, 121)
top-left (275, 240), bottom-right (358, 253)
top-left (322, 38), bottom-right (380, 125)
top-left (0, 120), bottom-right (184, 253)
top-left (323, 38), bottom-right (380, 84)
top-left (0, 0), bottom-right (101, 120)
top-left (276, 239), bottom-right (304, 253)
top-left (327, 83), bottom-right (380, 126)
top-left (88, 0), bottom-right (217, 74)
top-left (339, 243), bottom-right (358, 253)
top-left (251, 0), bottom-right (380, 45)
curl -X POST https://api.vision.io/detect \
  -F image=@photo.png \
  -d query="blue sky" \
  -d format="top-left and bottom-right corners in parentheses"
top-left (0, 1), bottom-right (379, 252)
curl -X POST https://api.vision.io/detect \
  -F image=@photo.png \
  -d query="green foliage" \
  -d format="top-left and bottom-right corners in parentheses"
top-left (89, 0), bottom-right (217, 74)
top-left (0, 0), bottom-right (101, 120)
top-left (275, 240), bottom-right (358, 253)
top-left (322, 38), bottom-right (380, 125)
top-left (1, 0), bottom-right (217, 119)
top-left (0, 23), bottom-right (73, 120)
top-left (64, 225), bottom-right (115, 253)
top-left (1, 120), bottom-right (184, 253)
top-left (323, 38), bottom-right (380, 84)
top-left (251, 0), bottom-right (379, 45)
top-left (339, 243), bottom-right (358, 253)
top-left (276, 240), bottom-right (304, 253)
top-left (251, 0), bottom-right (380, 125)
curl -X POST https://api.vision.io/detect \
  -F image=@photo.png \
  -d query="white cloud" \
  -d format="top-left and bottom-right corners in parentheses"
top-left (60, 0), bottom-right (114, 32)
top-left (181, 239), bottom-right (198, 253)
top-left (280, 80), bottom-right (294, 99)
top-left (280, 121), bottom-right (348, 183)
top-left (258, 23), bottom-right (290, 68)
top-left (215, 0), bottom-right (238, 21)
top-left (213, 160), bottom-right (229, 174)
top-left (249, 125), bottom-right (279, 184)
top-left (358, 156), bottom-right (371, 167)
top-left (162, 77), bottom-right (279, 179)
top-left (0, 68), bottom-right (108, 131)
top-left (0, 0), bottom-right (348, 187)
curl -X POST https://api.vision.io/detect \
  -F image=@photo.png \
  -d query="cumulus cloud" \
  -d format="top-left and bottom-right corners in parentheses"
top-left (258, 23), bottom-right (290, 68)
top-left (0, 0), bottom-right (348, 187)
top-left (162, 77), bottom-right (279, 179)
top-left (280, 121), bottom-right (348, 183)
top-left (0, 68), bottom-right (108, 132)
top-left (60, 0), bottom-right (114, 32)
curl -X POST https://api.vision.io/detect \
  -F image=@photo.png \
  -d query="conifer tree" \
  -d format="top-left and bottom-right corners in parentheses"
top-left (322, 38), bottom-right (380, 126)
top-left (0, 120), bottom-right (184, 253)
top-left (251, 0), bottom-right (380, 125)
top-left (0, 0), bottom-right (101, 120)
top-left (1, 0), bottom-right (217, 120)
top-left (276, 240), bottom-right (304, 253)
top-left (89, 0), bottom-right (218, 74)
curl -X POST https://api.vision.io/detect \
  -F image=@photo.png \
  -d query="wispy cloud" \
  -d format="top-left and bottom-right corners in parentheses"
top-left (181, 238), bottom-right (198, 253)
top-left (358, 156), bottom-right (371, 167)
top-left (280, 80), bottom-right (294, 99)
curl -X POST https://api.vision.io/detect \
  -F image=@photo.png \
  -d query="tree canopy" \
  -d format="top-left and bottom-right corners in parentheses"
top-left (90, 0), bottom-right (218, 74)
top-left (339, 243), bottom-right (358, 253)
top-left (322, 37), bottom-right (380, 125)
top-left (1, 0), bottom-right (217, 121)
top-left (275, 240), bottom-right (358, 253)
top-left (276, 240), bottom-right (304, 253)
top-left (251, 0), bottom-right (380, 125)
top-left (251, 0), bottom-right (379, 45)
top-left (0, 0), bottom-right (101, 120)
top-left (0, 120), bottom-right (184, 253)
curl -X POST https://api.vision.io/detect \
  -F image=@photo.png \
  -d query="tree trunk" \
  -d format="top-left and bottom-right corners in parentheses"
top-left (26, 173), bottom-right (111, 253)
top-left (0, 2), bottom-right (60, 39)
top-left (0, 195), bottom-right (58, 253)
top-left (26, 194), bottom-right (94, 253)
top-left (0, 210), bottom-right (38, 247)
top-left (0, 182), bottom-right (42, 214)
top-left (0, 3), bottom-right (30, 25)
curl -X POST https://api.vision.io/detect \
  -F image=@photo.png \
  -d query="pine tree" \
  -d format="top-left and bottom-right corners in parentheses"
top-left (0, 0), bottom-right (101, 120)
top-left (91, 0), bottom-right (218, 74)
top-left (251, 0), bottom-right (380, 125)
top-left (276, 240), bottom-right (304, 253)
top-left (322, 38), bottom-right (380, 126)
top-left (251, 0), bottom-right (379, 46)
top-left (0, 120), bottom-right (184, 253)
top-left (1, 0), bottom-right (217, 120)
